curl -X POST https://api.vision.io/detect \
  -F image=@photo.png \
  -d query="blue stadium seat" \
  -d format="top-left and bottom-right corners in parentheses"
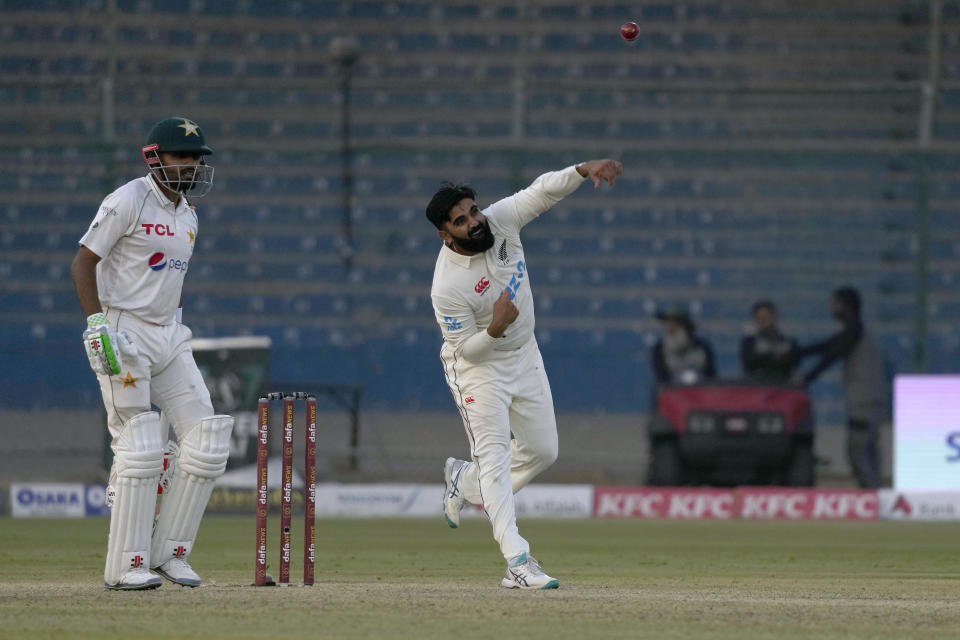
top-left (2, 3), bottom-right (958, 418)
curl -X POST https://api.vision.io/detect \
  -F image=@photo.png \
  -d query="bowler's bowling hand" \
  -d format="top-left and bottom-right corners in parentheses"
top-left (577, 159), bottom-right (623, 188)
top-left (487, 290), bottom-right (519, 338)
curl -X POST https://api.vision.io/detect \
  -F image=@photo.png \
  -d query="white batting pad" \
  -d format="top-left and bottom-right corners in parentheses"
top-left (104, 411), bottom-right (165, 586)
top-left (151, 414), bottom-right (234, 566)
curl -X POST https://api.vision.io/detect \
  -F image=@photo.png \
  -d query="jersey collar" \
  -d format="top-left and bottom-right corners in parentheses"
top-left (441, 242), bottom-right (479, 268)
top-left (144, 174), bottom-right (181, 210)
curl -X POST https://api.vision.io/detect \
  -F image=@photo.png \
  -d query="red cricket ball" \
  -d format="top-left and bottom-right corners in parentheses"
top-left (620, 21), bottom-right (639, 42)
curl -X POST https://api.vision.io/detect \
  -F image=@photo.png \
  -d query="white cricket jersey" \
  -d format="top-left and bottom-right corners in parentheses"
top-left (79, 175), bottom-right (198, 325)
top-left (430, 165), bottom-right (586, 363)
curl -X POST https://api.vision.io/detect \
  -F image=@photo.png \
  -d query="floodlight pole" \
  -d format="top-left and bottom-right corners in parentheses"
top-left (331, 38), bottom-right (360, 271)
top-left (510, 0), bottom-right (529, 191)
top-left (914, 0), bottom-right (941, 372)
top-left (101, 0), bottom-right (117, 195)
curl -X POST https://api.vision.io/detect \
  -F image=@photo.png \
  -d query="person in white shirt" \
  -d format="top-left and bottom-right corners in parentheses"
top-left (428, 159), bottom-right (622, 589)
top-left (70, 117), bottom-right (233, 590)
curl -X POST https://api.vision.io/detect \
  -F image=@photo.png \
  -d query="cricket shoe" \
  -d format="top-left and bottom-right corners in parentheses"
top-left (105, 568), bottom-right (162, 591)
top-left (442, 457), bottom-right (470, 529)
top-left (501, 553), bottom-right (559, 590)
top-left (153, 557), bottom-right (202, 587)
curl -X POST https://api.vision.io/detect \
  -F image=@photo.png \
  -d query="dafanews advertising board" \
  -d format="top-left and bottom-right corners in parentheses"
top-left (894, 375), bottom-right (960, 490)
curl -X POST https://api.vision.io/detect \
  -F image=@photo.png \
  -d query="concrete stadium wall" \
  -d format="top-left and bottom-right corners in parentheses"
top-left (0, 410), bottom-right (890, 488)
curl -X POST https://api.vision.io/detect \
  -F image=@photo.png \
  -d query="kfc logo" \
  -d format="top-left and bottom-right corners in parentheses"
top-left (738, 489), bottom-right (877, 521)
top-left (594, 488), bottom-right (735, 520)
top-left (475, 277), bottom-right (491, 295)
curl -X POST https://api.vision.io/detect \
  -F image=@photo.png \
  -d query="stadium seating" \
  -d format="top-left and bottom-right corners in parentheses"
top-left (1, 0), bottom-right (958, 428)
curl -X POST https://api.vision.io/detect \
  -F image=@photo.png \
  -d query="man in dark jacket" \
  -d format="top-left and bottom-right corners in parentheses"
top-left (794, 287), bottom-right (889, 488)
top-left (652, 307), bottom-right (716, 387)
top-left (741, 300), bottom-right (798, 384)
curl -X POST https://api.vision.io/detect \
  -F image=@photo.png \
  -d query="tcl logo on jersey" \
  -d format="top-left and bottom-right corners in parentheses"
top-left (142, 223), bottom-right (175, 236)
top-left (475, 277), bottom-right (490, 295)
top-left (148, 252), bottom-right (188, 273)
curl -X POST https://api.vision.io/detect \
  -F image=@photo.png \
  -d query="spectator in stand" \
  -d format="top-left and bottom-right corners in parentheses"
top-left (740, 299), bottom-right (798, 384)
top-left (652, 307), bottom-right (717, 387)
top-left (793, 286), bottom-right (889, 488)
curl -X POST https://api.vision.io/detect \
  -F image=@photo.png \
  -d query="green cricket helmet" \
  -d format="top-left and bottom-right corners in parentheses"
top-left (141, 117), bottom-right (215, 198)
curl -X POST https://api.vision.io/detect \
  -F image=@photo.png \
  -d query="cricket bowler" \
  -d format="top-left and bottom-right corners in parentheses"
top-left (426, 158), bottom-right (622, 589)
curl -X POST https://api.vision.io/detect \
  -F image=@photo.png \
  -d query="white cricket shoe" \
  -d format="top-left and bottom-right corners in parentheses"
top-left (443, 457), bottom-right (470, 529)
top-left (105, 568), bottom-right (162, 591)
top-left (501, 553), bottom-right (559, 590)
top-left (154, 558), bottom-right (202, 587)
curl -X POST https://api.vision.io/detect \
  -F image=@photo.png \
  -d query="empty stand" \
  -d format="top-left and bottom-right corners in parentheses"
top-left (0, 0), bottom-right (958, 425)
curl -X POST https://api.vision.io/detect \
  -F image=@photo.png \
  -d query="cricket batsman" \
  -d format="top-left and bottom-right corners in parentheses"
top-left (70, 117), bottom-right (234, 590)
top-left (426, 159), bottom-right (622, 589)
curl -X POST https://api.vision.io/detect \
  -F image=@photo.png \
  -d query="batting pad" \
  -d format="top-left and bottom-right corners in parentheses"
top-left (151, 414), bottom-right (234, 567)
top-left (104, 411), bottom-right (165, 586)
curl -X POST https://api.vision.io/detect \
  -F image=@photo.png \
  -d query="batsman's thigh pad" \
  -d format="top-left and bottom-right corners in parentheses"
top-left (151, 415), bottom-right (234, 565)
top-left (104, 411), bottom-right (165, 585)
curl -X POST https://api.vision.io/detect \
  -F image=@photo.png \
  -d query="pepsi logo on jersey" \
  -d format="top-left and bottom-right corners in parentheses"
top-left (149, 252), bottom-right (167, 270)
top-left (148, 252), bottom-right (189, 273)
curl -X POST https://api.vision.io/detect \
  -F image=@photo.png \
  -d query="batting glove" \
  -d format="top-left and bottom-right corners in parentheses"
top-left (83, 313), bottom-right (123, 376)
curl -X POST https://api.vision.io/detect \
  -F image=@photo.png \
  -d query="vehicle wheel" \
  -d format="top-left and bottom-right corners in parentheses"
top-left (785, 440), bottom-right (815, 486)
top-left (648, 438), bottom-right (684, 486)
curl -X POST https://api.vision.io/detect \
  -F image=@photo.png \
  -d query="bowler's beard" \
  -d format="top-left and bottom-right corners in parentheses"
top-left (453, 220), bottom-right (495, 254)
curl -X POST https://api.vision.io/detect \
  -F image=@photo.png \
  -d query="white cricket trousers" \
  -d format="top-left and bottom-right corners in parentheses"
top-left (96, 308), bottom-right (213, 442)
top-left (441, 336), bottom-right (559, 562)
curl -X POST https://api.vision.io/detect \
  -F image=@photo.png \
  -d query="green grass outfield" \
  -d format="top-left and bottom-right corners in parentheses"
top-left (1, 516), bottom-right (958, 640)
